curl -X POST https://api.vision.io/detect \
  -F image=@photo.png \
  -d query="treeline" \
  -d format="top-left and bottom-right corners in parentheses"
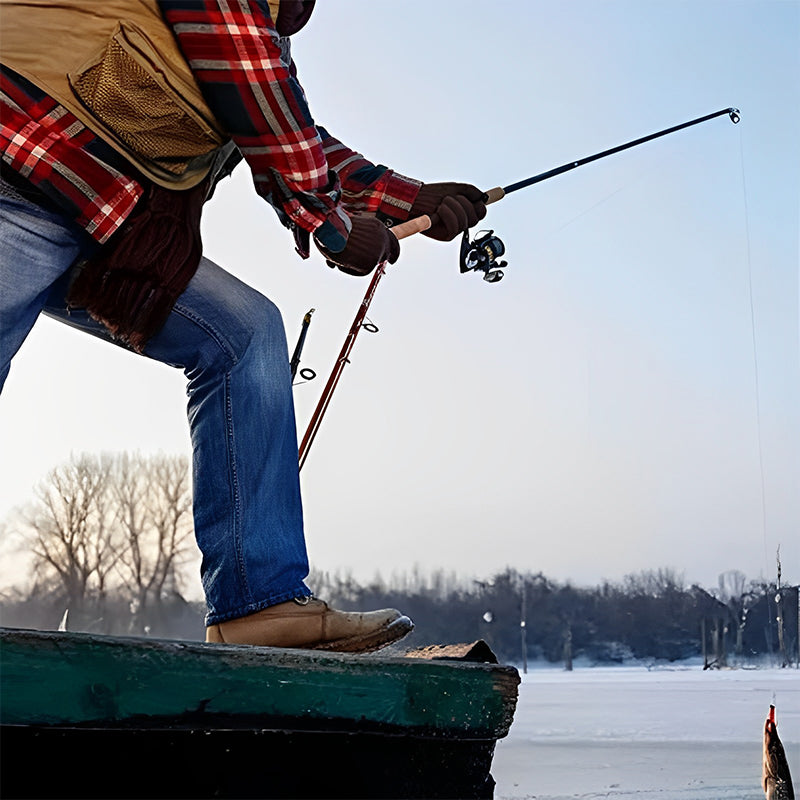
top-left (313, 566), bottom-right (798, 668)
top-left (1, 564), bottom-right (797, 668)
top-left (0, 453), bottom-right (797, 668)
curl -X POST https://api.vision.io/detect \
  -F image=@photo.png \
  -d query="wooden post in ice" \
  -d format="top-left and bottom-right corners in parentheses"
top-left (701, 617), bottom-right (708, 668)
top-left (775, 546), bottom-right (788, 668)
top-left (520, 579), bottom-right (528, 674)
top-left (563, 622), bottom-right (573, 672)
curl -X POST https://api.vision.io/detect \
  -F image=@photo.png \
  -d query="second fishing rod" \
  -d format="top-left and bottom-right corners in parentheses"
top-left (297, 107), bottom-right (741, 468)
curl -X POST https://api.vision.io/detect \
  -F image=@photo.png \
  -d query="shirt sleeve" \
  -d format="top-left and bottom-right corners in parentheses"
top-left (318, 127), bottom-right (421, 224)
top-left (158, 0), bottom-right (350, 251)
top-left (159, 0), bottom-right (423, 251)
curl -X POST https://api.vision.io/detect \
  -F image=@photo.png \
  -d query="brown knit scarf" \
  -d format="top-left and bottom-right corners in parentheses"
top-left (68, 179), bottom-right (207, 352)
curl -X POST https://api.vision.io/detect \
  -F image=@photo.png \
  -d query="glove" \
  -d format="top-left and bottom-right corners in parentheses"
top-left (316, 215), bottom-right (400, 276)
top-left (408, 182), bottom-right (487, 241)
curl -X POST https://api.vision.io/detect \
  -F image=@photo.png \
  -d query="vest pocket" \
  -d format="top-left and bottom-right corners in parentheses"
top-left (68, 21), bottom-right (225, 180)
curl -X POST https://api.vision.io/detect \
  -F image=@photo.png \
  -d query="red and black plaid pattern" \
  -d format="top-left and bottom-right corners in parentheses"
top-left (320, 128), bottom-right (422, 222)
top-left (0, 67), bottom-right (142, 243)
top-left (160, 0), bottom-right (420, 244)
top-left (1, 0), bottom-right (420, 249)
top-left (162, 0), bottom-right (355, 249)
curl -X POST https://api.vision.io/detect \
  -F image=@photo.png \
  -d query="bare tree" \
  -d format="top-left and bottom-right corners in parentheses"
top-left (9, 452), bottom-right (197, 633)
top-left (111, 453), bottom-right (194, 632)
top-left (775, 547), bottom-right (789, 668)
top-left (718, 569), bottom-right (749, 661)
top-left (623, 568), bottom-right (685, 597)
top-left (21, 454), bottom-right (120, 616)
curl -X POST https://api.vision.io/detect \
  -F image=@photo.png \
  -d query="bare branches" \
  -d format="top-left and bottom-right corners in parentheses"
top-left (23, 454), bottom-right (118, 612)
top-left (112, 453), bottom-right (194, 630)
top-left (9, 452), bottom-right (197, 631)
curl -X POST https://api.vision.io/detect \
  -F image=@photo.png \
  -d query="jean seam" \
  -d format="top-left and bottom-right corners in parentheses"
top-left (172, 302), bottom-right (239, 366)
top-left (223, 371), bottom-right (252, 604)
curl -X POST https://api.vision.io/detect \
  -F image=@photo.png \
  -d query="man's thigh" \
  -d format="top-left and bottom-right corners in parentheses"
top-left (0, 190), bottom-right (90, 383)
top-left (43, 256), bottom-right (285, 375)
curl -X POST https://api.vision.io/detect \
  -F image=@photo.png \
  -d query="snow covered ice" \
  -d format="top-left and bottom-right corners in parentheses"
top-left (492, 664), bottom-right (799, 799)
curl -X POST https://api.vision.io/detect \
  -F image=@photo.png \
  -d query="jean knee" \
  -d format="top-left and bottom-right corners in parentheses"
top-left (232, 287), bottom-right (289, 368)
top-left (248, 290), bottom-right (284, 341)
top-left (184, 292), bottom-right (286, 377)
top-left (145, 255), bottom-right (291, 385)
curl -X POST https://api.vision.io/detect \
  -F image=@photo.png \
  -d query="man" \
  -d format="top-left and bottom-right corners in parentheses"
top-left (0, 0), bottom-right (486, 651)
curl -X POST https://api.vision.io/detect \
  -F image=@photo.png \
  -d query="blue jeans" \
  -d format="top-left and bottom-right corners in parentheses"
top-left (0, 186), bottom-right (311, 625)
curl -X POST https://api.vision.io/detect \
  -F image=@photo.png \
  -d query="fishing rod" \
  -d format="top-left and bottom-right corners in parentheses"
top-left (298, 266), bottom-right (384, 469)
top-left (298, 107), bottom-right (740, 468)
top-left (290, 308), bottom-right (316, 382)
top-left (390, 107), bottom-right (741, 271)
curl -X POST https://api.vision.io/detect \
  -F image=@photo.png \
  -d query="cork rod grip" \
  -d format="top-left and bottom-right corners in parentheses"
top-left (484, 186), bottom-right (505, 204)
top-left (388, 186), bottom-right (505, 241)
top-left (389, 215), bottom-right (433, 240)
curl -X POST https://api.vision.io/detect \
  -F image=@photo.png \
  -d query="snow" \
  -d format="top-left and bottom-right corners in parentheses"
top-left (492, 665), bottom-right (799, 799)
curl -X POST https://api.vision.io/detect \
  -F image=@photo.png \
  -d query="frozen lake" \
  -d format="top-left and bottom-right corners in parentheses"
top-left (492, 664), bottom-right (799, 799)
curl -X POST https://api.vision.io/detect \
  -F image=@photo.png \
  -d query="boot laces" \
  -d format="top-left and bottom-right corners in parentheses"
top-left (293, 595), bottom-right (311, 606)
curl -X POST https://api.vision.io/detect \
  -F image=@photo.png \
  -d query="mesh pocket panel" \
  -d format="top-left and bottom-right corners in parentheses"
top-left (71, 38), bottom-right (219, 175)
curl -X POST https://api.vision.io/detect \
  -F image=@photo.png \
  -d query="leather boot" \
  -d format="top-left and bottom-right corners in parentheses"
top-left (206, 597), bottom-right (413, 653)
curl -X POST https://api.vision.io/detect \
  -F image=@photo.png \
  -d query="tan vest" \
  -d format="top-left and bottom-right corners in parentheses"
top-left (1, 0), bottom-right (281, 188)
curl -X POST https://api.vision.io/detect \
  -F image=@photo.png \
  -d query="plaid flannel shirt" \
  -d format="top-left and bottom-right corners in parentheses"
top-left (0, 0), bottom-right (420, 248)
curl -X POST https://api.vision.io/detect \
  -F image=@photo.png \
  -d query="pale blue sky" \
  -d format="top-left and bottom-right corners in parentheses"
top-left (1, 1), bottom-right (797, 593)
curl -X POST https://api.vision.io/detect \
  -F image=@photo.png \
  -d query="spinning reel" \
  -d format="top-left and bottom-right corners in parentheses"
top-left (460, 229), bottom-right (507, 283)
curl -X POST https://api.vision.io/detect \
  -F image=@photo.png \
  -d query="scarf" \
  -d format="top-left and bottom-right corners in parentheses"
top-left (67, 179), bottom-right (207, 352)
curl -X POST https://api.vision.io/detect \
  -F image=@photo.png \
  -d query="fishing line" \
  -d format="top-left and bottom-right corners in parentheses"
top-left (548, 185), bottom-right (627, 237)
top-left (737, 126), bottom-right (769, 574)
top-left (529, 143), bottom-right (693, 261)
top-left (738, 128), bottom-right (786, 686)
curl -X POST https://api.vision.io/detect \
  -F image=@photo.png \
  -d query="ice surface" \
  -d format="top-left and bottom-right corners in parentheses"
top-left (493, 665), bottom-right (799, 799)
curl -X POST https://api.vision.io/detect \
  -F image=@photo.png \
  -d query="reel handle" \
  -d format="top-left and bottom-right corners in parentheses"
top-left (388, 185), bottom-right (505, 240)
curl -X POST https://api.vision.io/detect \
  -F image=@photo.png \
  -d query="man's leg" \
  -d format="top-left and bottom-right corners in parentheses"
top-left (44, 257), bottom-right (412, 651)
top-left (3, 186), bottom-right (412, 651)
top-left (129, 259), bottom-right (314, 623)
top-left (0, 185), bottom-right (91, 389)
top-left (42, 255), bottom-right (312, 622)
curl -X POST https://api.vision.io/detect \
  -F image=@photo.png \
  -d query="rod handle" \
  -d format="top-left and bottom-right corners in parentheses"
top-left (389, 185), bottom-right (506, 241)
top-left (389, 215), bottom-right (433, 240)
top-left (484, 186), bottom-right (505, 204)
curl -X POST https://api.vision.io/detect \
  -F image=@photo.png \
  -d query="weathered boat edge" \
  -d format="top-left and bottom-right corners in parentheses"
top-left (0, 626), bottom-right (519, 737)
top-left (0, 626), bottom-right (520, 799)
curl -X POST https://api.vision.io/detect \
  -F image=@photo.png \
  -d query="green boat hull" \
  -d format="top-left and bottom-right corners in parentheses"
top-left (0, 628), bottom-right (519, 798)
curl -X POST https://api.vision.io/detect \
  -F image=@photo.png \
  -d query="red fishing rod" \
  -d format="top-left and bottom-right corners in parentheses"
top-left (297, 264), bottom-right (386, 470)
top-left (298, 107), bottom-right (740, 468)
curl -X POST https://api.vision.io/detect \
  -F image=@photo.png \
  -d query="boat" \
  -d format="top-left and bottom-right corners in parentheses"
top-left (0, 628), bottom-right (519, 799)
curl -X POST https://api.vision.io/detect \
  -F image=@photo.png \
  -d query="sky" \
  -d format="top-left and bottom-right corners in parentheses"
top-left (1, 0), bottom-right (798, 598)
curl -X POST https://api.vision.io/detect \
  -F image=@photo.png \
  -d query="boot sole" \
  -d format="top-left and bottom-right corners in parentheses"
top-left (310, 615), bottom-right (414, 654)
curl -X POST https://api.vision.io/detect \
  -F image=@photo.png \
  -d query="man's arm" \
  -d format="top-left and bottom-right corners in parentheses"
top-left (160, 0), bottom-right (483, 267)
top-left (158, 0), bottom-right (352, 251)
top-left (318, 127), bottom-right (421, 223)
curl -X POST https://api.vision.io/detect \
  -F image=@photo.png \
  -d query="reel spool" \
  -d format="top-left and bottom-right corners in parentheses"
top-left (460, 229), bottom-right (507, 283)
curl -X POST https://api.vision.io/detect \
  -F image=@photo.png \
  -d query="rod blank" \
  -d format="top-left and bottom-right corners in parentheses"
top-left (501, 107), bottom-right (740, 196)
